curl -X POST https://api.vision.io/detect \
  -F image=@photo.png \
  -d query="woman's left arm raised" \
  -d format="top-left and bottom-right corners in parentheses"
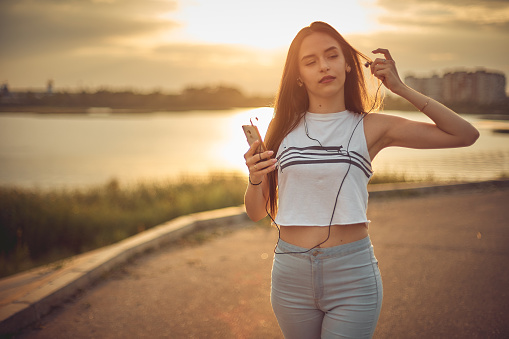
top-left (368, 48), bottom-right (480, 151)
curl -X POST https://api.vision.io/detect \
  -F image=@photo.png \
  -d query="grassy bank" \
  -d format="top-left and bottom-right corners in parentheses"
top-left (0, 174), bottom-right (247, 278)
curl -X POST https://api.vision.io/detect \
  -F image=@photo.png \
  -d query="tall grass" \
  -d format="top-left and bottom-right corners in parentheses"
top-left (0, 174), bottom-right (247, 278)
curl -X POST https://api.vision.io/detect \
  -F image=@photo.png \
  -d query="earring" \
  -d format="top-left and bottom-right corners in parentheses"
top-left (346, 65), bottom-right (351, 73)
top-left (297, 78), bottom-right (303, 87)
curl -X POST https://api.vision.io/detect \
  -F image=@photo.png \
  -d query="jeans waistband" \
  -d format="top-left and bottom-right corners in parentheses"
top-left (275, 236), bottom-right (372, 259)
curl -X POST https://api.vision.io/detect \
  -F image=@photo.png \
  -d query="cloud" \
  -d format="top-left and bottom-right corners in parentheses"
top-left (375, 0), bottom-right (509, 32)
top-left (377, 0), bottom-right (509, 11)
top-left (0, 0), bottom-right (179, 57)
top-left (351, 0), bottom-right (509, 82)
top-left (148, 43), bottom-right (286, 93)
top-left (347, 23), bottom-right (509, 79)
top-left (1, 39), bottom-right (286, 94)
top-left (152, 43), bottom-right (282, 67)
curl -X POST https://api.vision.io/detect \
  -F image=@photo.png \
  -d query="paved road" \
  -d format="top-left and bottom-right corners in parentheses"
top-left (14, 186), bottom-right (509, 338)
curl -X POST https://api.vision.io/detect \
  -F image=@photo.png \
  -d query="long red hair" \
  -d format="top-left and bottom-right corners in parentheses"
top-left (264, 21), bottom-right (380, 217)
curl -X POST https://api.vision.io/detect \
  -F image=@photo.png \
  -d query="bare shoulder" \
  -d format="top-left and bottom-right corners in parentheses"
top-left (363, 112), bottom-right (409, 158)
top-left (363, 112), bottom-right (398, 138)
top-left (364, 111), bottom-right (406, 126)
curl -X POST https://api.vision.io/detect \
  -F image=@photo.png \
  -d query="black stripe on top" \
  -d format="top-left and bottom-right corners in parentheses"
top-left (277, 146), bottom-right (372, 178)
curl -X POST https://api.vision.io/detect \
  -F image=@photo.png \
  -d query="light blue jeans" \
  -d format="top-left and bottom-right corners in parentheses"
top-left (271, 236), bottom-right (382, 339)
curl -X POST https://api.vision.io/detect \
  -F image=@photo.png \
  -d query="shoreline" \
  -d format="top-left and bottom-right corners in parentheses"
top-left (0, 106), bottom-right (254, 114)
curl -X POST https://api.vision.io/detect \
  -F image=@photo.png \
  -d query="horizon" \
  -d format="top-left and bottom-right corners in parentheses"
top-left (2, 65), bottom-right (507, 96)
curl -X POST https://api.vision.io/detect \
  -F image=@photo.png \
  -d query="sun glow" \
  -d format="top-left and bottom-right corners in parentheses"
top-left (216, 107), bottom-right (275, 174)
top-left (163, 0), bottom-right (382, 49)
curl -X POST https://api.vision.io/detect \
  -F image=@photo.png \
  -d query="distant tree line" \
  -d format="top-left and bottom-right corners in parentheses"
top-left (0, 85), bottom-right (275, 112)
top-left (1, 84), bottom-right (507, 114)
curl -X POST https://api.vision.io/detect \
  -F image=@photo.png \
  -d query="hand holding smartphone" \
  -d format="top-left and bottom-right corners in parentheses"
top-left (242, 124), bottom-right (267, 154)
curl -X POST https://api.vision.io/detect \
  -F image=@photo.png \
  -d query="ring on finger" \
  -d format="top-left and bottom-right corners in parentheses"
top-left (254, 164), bottom-right (258, 170)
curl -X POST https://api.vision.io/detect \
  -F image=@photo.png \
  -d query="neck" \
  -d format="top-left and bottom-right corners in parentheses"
top-left (307, 93), bottom-right (346, 114)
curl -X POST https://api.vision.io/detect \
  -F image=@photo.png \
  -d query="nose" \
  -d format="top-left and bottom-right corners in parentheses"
top-left (319, 58), bottom-right (330, 72)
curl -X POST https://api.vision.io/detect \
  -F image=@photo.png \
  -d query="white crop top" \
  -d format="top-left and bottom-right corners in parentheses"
top-left (274, 110), bottom-right (373, 226)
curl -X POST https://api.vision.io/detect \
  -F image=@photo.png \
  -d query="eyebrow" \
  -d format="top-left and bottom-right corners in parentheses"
top-left (301, 46), bottom-right (339, 62)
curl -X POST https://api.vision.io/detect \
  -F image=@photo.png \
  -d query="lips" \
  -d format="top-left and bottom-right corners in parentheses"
top-left (319, 75), bottom-right (336, 83)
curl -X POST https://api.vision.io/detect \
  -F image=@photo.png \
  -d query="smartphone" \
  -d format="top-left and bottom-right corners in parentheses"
top-left (242, 125), bottom-right (267, 154)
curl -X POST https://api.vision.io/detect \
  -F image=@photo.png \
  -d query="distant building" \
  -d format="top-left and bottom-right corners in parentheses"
top-left (0, 80), bottom-right (55, 105)
top-left (405, 69), bottom-right (506, 105)
top-left (47, 79), bottom-right (54, 95)
top-left (1, 82), bottom-right (9, 97)
top-left (405, 74), bottom-right (444, 102)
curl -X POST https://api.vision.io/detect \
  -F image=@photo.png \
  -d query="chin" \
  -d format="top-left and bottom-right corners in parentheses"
top-left (318, 85), bottom-right (344, 97)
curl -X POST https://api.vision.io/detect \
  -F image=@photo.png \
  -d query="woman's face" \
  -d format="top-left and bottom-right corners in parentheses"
top-left (297, 32), bottom-right (349, 102)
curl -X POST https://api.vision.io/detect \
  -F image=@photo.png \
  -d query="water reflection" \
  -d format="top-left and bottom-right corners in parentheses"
top-left (0, 108), bottom-right (507, 188)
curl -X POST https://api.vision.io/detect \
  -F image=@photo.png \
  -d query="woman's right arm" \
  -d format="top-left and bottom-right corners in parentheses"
top-left (244, 140), bottom-right (277, 222)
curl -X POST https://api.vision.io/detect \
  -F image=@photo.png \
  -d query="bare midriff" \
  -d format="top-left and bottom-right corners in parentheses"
top-left (279, 223), bottom-right (369, 248)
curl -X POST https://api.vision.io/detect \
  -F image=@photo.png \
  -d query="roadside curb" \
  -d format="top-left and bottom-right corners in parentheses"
top-left (368, 179), bottom-right (509, 198)
top-left (0, 206), bottom-right (249, 335)
top-left (1, 179), bottom-right (508, 335)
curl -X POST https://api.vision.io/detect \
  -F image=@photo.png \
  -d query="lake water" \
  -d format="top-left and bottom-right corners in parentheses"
top-left (0, 108), bottom-right (508, 189)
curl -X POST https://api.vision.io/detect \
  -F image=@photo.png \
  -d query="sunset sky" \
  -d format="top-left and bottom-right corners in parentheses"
top-left (1, 0), bottom-right (508, 95)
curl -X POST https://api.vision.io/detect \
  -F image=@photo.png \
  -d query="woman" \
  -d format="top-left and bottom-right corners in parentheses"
top-left (243, 22), bottom-right (479, 338)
